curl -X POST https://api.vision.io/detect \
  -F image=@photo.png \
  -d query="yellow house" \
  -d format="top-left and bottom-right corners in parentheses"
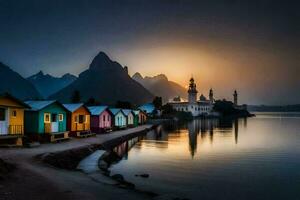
top-left (0, 93), bottom-right (30, 146)
top-left (63, 103), bottom-right (94, 138)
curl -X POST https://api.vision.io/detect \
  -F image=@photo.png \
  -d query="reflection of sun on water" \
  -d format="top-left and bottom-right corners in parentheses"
top-left (106, 115), bottom-right (300, 200)
top-left (132, 118), bottom-right (288, 162)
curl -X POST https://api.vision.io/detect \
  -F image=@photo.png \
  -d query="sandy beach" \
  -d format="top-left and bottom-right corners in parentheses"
top-left (0, 125), bottom-right (154, 200)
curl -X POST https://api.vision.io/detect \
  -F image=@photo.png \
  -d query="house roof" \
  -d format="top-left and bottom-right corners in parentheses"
top-left (0, 93), bottom-right (30, 108)
top-left (139, 103), bottom-right (155, 114)
top-left (133, 110), bottom-right (140, 115)
top-left (109, 108), bottom-right (124, 116)
top-left (88, 106), bottom-right (108, 115)
top-left (63, 103), bottom-right (86, 113)
top-left (122, 109), bottom-right (133, 116)
top-left (25, 100), bottom-right (57, 111)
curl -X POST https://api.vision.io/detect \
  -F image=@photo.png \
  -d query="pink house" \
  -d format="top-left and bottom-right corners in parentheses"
top-left (88, 106), bottom-right (112, 133)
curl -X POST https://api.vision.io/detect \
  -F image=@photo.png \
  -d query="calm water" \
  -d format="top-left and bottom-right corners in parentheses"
top-left (85, 113), bottom-right (300, 199)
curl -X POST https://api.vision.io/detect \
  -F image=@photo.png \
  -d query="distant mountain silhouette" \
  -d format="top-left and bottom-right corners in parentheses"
top-left (132, 72), bottom-right (187, 103)
top-left (248, 104), bottom-right (300, 112)
top-left (0, 62), bottom-right (41, 100)
top-left (27, 71), bottom-right (77, 98)
top-left (50, 52), bottom-right (154, 105)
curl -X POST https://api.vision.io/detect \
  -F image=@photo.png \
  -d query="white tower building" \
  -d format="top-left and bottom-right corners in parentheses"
top-left (188, 77), bottom-right (198, 103)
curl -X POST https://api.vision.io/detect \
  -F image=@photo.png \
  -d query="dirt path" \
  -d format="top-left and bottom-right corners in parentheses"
top-left (0, 125), bottom-right (154, 200)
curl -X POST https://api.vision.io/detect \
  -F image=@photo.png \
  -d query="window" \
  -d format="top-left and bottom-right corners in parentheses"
top-left (44, 113), bottom-right (51, 123)
top-left (78, 115), bottom-right (85, 123)
top-left (103, 115), bottom-right (106, 122)
top-left (58, 114), bottom-right (63, 121)
top-left (52, 114), bottom-right (57, 122)
top-left (0, 108), bottom-right (5, 121)
top-left (12, 110), bottom-right (17, 118)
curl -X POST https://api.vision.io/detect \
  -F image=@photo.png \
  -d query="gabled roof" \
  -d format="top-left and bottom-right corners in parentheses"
top-left (0, 93), bottom-right (30, 108)
top-left (122, 109), bottom-right (133, 116)
top-left (139, 103), bottom-right (155, 114)
top-left (109, 108), bottom-right (125, 116)
top-left (63, 103), bottom-right (90, 113)
top-left (25, 100), bottom-right (67, 111)
top-left (88, 106), bottom-right (108, 115)
top-left (133, 110), bottom-right (140, 115)
top-left (25, 100), bottom-right (56, 111)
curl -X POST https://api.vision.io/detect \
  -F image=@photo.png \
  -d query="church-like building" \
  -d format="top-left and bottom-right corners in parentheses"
top-left (168, 77), bottom-right (244, 117)
top-left (168, 78), bottom-right (214, 117)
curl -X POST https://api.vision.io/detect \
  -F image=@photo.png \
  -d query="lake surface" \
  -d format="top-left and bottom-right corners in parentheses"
top-left (85, 113), bottom-right (300, 199)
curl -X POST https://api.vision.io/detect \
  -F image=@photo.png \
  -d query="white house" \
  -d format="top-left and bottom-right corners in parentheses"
top-left (122, 109), bottom-right (134, 127)
top-left (109, 108), bottom-right (127, 128)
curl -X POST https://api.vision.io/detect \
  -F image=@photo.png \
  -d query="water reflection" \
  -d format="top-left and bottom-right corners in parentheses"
top-left (105, 114), bottom-right (300, 200)
top-left (113, 136), bottom-right (141, 159)
top-left (112, 118), bottom-right (249, 159)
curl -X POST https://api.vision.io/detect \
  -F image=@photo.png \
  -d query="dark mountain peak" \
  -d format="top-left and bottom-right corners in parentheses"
top-left (145, 74), bottom-right (168, 82)
top-left (134, 73), bottom-right (186, 103)
top-left (62, 73), bottom-right (77, 79)
top-left (154, 74), bottom-right (168, 81)
top-left (50, 52), bottom-right (153, 104)
top-left (89, 51), bottom-right (114, 70)
top-left (0, 62), bottom-right (10, 69)
top-left (132, 72), bottom-right (144, 80)
top-left (28, 71), bottom-right (77, 98)
top-left (37, 70), bottom-right (44, 76)
top-left (28, 70), bottom-right (47, 80)
top-left (96, 51), bottom-right (110, 60)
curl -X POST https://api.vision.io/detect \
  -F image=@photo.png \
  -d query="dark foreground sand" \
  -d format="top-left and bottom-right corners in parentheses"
top-left (0, 125), bottom-right (154, 200)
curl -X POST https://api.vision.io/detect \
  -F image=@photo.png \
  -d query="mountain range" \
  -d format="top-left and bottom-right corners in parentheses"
top-left (0, 62), bottom-right (41, 100)
top-left (248, 105), bottom-right (300, 112)
top-left (132, 72), bottom-right (187, 103)
top-left (27, 71), bottom-right (77, 98)
top-left (0, 51), bottom-right (188, 105)
top-left (49, 52), bottom-right (154, 105)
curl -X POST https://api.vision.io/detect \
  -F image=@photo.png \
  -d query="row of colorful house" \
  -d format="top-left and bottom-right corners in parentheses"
top-left (0, 93), bottom-right (148, 146)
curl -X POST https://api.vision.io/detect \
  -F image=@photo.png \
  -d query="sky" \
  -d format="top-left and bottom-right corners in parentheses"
top-left (0, 0), bottom-right (299, 105)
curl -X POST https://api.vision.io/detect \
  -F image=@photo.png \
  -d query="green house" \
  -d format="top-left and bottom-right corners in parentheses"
top-left (133, 110), bottom-right (140, 127)
top-left (24, 100), bottom-right (69, 142)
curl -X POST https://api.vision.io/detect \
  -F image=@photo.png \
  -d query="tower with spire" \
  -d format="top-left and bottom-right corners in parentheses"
top-left (233, 90), bottom-right (238, 105)
top-left (188, 77), bottom-right (198, 103)
top-left (168, 77), bottom-right (214, 117)
top-left (209, 88), bottom-right (214, 103)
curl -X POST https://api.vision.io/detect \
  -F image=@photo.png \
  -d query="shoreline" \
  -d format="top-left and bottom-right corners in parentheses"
top-left (0, 125), bottom-right (156, 200)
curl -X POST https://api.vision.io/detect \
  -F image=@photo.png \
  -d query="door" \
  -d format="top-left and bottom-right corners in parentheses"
top-left (0, 108), bottom-right (8, 135)
top-left (51, 114), bottom-right (59, 132)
